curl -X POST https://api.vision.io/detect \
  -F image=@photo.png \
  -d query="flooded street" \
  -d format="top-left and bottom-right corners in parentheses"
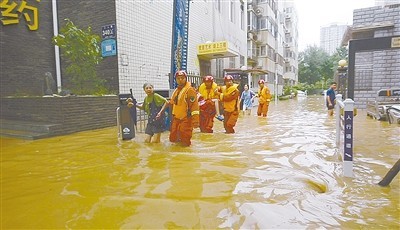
top-left (1, 95), bottom-right (399, 229)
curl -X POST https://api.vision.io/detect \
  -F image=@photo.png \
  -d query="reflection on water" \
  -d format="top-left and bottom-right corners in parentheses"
top-left (1, 96), bottom-right (399, 229)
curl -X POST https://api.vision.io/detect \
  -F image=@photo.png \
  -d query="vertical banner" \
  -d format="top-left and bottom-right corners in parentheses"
top-left (170, 0), bottom-right (190, 89)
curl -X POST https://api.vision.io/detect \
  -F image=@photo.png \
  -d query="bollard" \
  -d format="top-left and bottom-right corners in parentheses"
top-left (343, 98), bottom-right (354, 178)
top-left (335, 94), bottom-right (355, 178)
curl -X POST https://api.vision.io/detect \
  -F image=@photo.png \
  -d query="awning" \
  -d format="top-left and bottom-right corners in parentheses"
top-left (244, 69), bottom-right (268, 75)
top-left (224, 68), bottom-right (268, 75)
top-left (197, 41), bottom-right (238, 60)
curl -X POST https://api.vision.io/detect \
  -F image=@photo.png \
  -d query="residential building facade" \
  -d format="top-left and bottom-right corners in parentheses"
top-left (320, 23), bottom-right (348, 55)
top-left (246, 0), bottom-right (299, 95)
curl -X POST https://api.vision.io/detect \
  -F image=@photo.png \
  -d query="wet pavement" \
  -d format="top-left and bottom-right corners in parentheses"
top-left (1, 95), bottom-right (399, 229)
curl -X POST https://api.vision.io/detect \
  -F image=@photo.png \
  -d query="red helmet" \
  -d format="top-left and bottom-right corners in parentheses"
top-left (203, 75), bottom-right (214, 82)
top-left (224, 75), bottom-right (234, 82)
top-left (175, 70), bottom-right (187, 78)
top-left (258, 79), bottom-right (265, 84)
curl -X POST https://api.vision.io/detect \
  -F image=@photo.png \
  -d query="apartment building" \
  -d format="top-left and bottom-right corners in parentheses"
top-left (282, 2), bottom-right (299, 86)
top-left (246, 0), bottom-right (299, 95)
top-left (320, 23), bottom-right (348, 55)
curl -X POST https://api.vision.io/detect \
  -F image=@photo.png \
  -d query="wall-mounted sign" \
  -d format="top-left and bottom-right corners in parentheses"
top-left (101, 39), bottom-right (117, 57)
top-left (197, 41), bottom-right (228, 55)
top-left (102, 24), bottom-right (116, 40)
top-left (1, 0), bottom-right (40, 31)
top-left (391, 37), bottom-right (400, 48)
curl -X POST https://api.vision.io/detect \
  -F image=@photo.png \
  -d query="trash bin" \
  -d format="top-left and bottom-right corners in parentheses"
top-left (117, 93), bottom-right (135, 140)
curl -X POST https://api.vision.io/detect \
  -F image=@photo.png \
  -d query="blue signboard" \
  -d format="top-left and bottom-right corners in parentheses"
top-left (101, 39), bottom-right (117, 57)
top-left (102, 24), bottom-right (116, 40)
top-left (344, 110), bottom-right (353, 161)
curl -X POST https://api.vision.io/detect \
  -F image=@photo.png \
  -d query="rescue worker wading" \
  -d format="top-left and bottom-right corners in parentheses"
top-left (198, 75), bottom-right (219, 133)
top-left (158, 70), bottom-right (199, 146)
top-left (217, 75), bottom-right (240, 134)
top-left (256, 79), bottom-right (272, 117)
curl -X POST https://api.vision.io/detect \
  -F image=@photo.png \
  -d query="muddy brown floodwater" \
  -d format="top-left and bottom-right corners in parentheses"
top-left (1, 95), bottom-right (399, 229)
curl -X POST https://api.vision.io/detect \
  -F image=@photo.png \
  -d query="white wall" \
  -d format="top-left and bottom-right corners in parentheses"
top-left (116, 1), bottom-right (173, 101)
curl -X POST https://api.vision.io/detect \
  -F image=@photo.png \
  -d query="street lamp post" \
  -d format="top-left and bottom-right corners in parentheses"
top-left (337, 59), bottom-right (348, 98)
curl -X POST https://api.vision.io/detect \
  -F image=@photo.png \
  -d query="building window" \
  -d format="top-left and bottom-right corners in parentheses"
top-left (229, 57), bottom-right (235, 68)
top-left (229, 0), bottom-right (234, 23)
top-left (259, 46), bottom-right (266, 56)
top-left (248, 12), bottom-right (257, 31)
top-left (240, 2), bottom-right (244, 30)
top-left (240, 55), bottom-right (245, 67)
top-left (267, 46), bottom-right (274, 60)
top-left (216, 59), bottom-right (224, 78)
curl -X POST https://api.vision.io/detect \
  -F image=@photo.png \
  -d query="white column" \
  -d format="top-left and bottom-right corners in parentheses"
top-left (52, 0), bottom-right (62, 93)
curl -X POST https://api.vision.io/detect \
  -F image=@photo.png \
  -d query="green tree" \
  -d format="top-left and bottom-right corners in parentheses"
top-left (319, 57), bottom-right (335, 89)
top-left (298, 45), bottom-right (330, 85)
top-left (52, 19), bottom-right (104, 95)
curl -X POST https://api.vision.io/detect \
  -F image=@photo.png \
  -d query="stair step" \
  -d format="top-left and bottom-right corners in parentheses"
top-left (0, 128), bottom-right (52, 140)
top-left (0, 119), bottom-right (61, 133)
top-left (0, 119), bottom-right (62, 140)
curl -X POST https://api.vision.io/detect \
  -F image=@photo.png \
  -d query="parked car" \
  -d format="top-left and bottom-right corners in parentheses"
top-left (297, 90), bottom-right (307, 97)
top-left (366, 88), bottom-right (400, 121)
top-left (387, 105), bottom-right (400, 124)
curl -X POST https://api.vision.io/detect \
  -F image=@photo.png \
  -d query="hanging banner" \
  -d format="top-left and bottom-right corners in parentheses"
top-left (170, 0), bottom-right (189, 89)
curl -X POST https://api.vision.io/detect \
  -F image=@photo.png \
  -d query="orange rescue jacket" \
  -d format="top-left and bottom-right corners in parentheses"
top-left (170, 82), bottom-right (200, 120)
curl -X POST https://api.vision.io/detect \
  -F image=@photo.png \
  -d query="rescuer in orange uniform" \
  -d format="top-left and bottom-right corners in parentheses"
top-left (217, 75), bottom-right (240, 134)
top-left (198, 75), bottom-right (219, 133)
top-left (158, 70), bottom-right (199, 146)
top-left (255, 79), bottom-right (272, 117)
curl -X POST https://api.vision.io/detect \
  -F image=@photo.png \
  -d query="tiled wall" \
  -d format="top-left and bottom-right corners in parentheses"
top-left (116, 1), bottom-right (174, 101)
top-left (352, 5), bottom-right (400, 108)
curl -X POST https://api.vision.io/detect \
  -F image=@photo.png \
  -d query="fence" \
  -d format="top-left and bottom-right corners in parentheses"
top-left (335, 94), bottom-right (355, 178)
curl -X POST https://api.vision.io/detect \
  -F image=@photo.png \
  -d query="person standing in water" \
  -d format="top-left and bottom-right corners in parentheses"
top-left (158, 70), bottom-right (200, 146)
top-left (198, 75), bottom-right (219, 133)
top-left (255, 79), bottom-right (272, 117)
top-left (135, 83), bottom-right (168, 143)
top-left (326, 82), bottom-right (337, 116)
top-left (240, 84), bottom-right (255, 115)
top-left (216, 75), bottom-right (240, 134)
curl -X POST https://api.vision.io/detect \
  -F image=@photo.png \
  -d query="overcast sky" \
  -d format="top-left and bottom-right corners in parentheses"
top-left (294, 0), bottom-right (376, 51)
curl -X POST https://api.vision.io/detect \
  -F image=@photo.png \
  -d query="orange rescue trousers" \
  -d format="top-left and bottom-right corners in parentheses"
top-left (223, 110), bottom-right (239, 133)
top-left (169, 116), bottom-right (194, 146)
top-left (257, 102), bottom-right (270, 117)
top-left (199, 100), bottom-right (216, 133)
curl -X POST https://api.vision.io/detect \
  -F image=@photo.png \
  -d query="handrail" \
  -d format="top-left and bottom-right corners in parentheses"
top-left (335, 94), bottom-right (355, 178)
